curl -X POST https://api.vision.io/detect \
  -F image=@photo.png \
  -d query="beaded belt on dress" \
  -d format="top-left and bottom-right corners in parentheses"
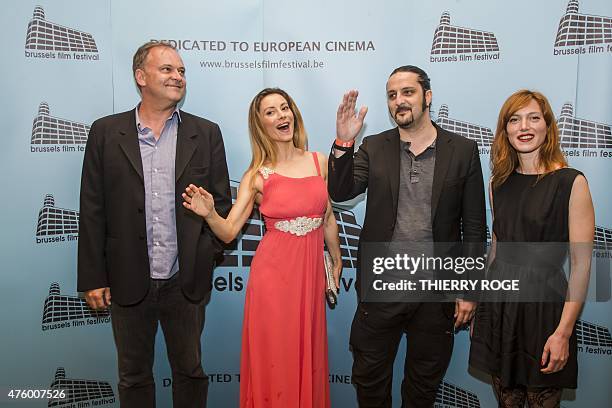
top-left (273, 216), bottom-right (323, 236)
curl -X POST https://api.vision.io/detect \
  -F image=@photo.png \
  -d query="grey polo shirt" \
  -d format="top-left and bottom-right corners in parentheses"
top-left (391, 139), bottom-right (436, 243)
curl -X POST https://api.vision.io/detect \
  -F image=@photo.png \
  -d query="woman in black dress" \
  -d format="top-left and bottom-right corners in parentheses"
top-left (469, 90), bottom-right (594, 407)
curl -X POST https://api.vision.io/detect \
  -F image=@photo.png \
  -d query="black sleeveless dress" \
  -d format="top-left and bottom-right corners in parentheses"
top-left (469, 168), bottom-right (583, 388)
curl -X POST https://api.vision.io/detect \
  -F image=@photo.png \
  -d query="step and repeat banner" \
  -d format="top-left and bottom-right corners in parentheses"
top-left (1, 0), bottom-right (611, 407)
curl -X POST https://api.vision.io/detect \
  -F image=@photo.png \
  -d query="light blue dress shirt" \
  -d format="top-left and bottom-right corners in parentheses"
top-left (135, 106), bottom-right (180, 279)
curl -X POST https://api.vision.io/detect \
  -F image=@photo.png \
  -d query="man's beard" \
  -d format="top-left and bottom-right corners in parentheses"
top-left (393, 97), bottom-right (429, 128)
top-left (393, 106), bottom-right (415, 128)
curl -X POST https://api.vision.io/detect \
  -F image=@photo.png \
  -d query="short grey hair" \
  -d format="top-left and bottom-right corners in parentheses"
top-left (132, 41), bottom-right (177, 76)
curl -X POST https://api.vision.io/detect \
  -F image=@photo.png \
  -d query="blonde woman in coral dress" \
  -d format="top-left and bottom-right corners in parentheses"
top-left (182, 88), bottom-right (342, 408)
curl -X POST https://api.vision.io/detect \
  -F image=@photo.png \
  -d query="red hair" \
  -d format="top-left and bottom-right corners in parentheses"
top-left (490, 90), bottom-right (567, 190)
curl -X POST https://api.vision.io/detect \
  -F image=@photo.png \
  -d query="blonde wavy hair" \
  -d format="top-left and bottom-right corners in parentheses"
top-left (246, 88), bottom-right (308, 186)
top-left (491, 89), bottom-right (567, 190)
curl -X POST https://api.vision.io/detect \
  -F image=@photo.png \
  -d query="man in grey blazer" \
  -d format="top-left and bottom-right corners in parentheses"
top-left (78, 41), bottom-right (231, 407)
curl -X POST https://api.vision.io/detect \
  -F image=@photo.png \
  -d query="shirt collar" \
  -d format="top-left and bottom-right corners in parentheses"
top-left (135, 103), bottom-right (182, 134)
top-left (400, 138), bottom-right (437, 150)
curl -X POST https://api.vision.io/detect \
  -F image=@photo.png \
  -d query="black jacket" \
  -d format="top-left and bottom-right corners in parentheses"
top-left (328, 123), bottom-right (487, 296)
top-left (77, 109), bottom-right (231, 305)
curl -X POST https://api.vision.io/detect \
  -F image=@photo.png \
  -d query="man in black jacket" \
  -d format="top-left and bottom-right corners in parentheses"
top-left (78, 41), bottom-right (231, 407)
top-left (328, 65), bottom-right (486, 407)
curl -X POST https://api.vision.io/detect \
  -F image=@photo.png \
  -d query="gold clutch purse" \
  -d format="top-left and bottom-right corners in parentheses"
top-left (324, 251), bottom-right (338, 308)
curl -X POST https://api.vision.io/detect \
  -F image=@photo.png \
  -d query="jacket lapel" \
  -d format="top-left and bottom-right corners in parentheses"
top-left (431, 125), bottom-right (453, 220)
top-left (384, 128), bottom-right (401, 219)
top-left (117, 109), bottom-right (144, 181)
top-left (175, 112), bottom-right (198, 182)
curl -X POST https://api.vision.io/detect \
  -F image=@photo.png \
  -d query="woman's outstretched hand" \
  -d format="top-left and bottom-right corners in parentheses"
top-left (182, 184), bottom-right (215, 219)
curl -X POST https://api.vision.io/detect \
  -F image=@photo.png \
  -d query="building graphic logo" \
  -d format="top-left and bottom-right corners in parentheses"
top-left (554, 1), bottom-right (612, 55)
top-left (25, 6), bottom-right (99, 60)
top-left (436, 104), bottom-right (493, 153)
top-left (31, 102), bottom-right (89, 152)
top-left (48, 367), bottom-right (115, 407)
top-left (36, 194), bottom-right (79, 244)
top-left (331, 208), bottom-right (361, 269)
top-left (42, 283), bottom-right (110, 331)
top-left (435, 380), bottom-right (480, 408)
top-left (219, 180), bottom-right (360, 269)
top-left (595, 225), bottom-right (612, 252)
top-left (592, 225), bottom-right (611, 302)
top-left (558, 103), bottom-right (612, 158)
top-left (576, 320), bottom-right (612, 356)
top-left (430, 12), bottom-right (500, 63)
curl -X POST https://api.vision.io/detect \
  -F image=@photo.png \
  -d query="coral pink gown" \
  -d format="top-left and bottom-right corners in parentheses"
top-left (240, 152), bottom-right (330, 408)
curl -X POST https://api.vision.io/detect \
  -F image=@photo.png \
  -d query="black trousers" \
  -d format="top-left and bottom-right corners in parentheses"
top-left (111, 273), bottom-right (209, 408)
top-left (350, 301), bottom-right (455, 408)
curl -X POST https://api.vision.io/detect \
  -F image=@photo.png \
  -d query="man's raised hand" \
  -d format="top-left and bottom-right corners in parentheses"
top-left (336, 90), bottom-right (368, 142)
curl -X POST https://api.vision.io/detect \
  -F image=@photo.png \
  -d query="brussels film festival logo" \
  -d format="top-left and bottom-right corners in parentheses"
top-left (576, 320), bottom-right (612, 356)
top-left (35, 194), bottom-right (79, 244)
top-left (430, 12), bottom-right (500, 63)
top-left (435, 380), bottom-right (481, 408)
top-left (558, 103), bottom-right (612, 158)
top-left (553, 0), bottom-right (612, 56)
top-left (436, 104), bottom-right (493, 155)
top-left (595, 225), bottom-right (612, 253)
top-left (25, 6), bottom-right (99, 61)
top-left (48, 367), bottom-right (115, 407)
top-left (42, 283), bottom-right (110, 332)
top-left (30, 102), bottom-right (89, 153)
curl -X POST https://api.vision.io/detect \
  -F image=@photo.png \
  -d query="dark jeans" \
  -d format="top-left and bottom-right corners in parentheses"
top-left (349, 302), bottom-right (455, 408)
top-left (111, 273), bottom-right (209, 408)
